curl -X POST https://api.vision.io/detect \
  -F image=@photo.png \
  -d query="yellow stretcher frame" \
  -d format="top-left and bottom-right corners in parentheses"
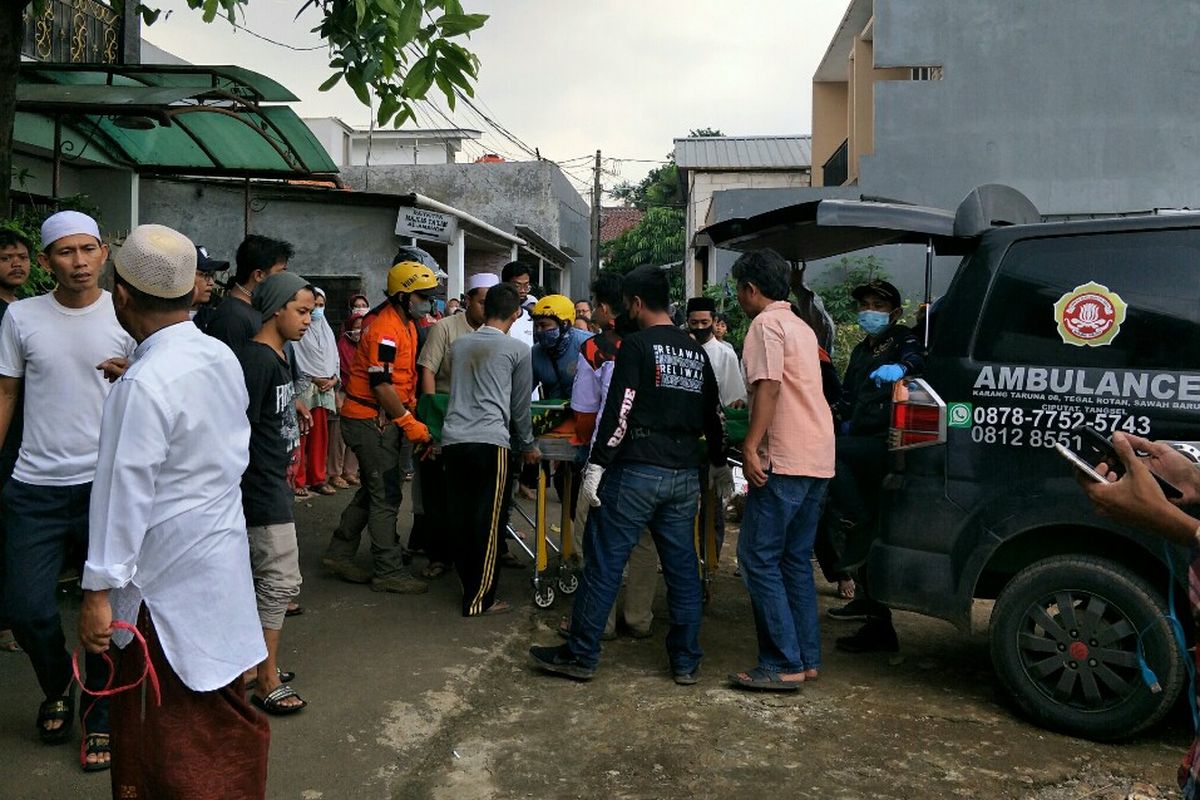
top-left (510, 437), bottom-right (723, 609)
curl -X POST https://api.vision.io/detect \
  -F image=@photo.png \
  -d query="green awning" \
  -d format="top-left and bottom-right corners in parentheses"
top-left (16, 63), bottom-right (338, 179)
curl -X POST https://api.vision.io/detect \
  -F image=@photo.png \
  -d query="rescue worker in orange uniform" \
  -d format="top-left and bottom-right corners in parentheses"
top-left (321, 261), bottom-right (437, 594)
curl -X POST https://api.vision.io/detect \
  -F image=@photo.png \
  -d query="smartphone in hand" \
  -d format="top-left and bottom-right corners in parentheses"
top-left (1070, 424), bottom-right (1184, 499)
top-left (1055, 441), bottom-right (1107, 483)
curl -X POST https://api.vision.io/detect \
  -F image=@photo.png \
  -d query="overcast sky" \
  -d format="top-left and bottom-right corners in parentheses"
top-left (141, 0), bottom-right (849, 197)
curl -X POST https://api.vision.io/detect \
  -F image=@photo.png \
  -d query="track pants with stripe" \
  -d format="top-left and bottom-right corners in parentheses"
top-left (444, 443), bottom-right (509, 617)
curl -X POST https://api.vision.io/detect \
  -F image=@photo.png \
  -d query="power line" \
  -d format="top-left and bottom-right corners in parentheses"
top-left (228, 20), bottom-right (327, 52)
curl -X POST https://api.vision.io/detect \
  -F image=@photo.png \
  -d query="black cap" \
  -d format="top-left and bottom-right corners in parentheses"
top-left (195, 245), bottom-right (229, 273)
top-left (851, 279), bottom-right (902, 309)
top-left (686, 296), bottom-right (716, 314)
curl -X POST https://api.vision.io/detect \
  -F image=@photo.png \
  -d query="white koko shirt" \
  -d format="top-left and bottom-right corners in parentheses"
top-left (82, 322), bottom-right (266, 692)
top-left (703, 337), bottom-right (748, 407)
top-left (0, 290), bottom-right (135, 486)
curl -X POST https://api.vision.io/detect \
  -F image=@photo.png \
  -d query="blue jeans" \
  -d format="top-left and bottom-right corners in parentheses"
top-left (738, 473), bottom-right (829, 673)
top-left (567, 463), bottom-right (702, 674)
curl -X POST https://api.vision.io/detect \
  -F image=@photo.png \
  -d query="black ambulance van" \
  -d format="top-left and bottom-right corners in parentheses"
top-left (702, 185), bottom-right (1200, 740)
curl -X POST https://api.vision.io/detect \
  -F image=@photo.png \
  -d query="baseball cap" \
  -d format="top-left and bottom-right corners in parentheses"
top-left (851, 279), bottom-right (902, 309)
top-left (195, 245), bottom-right (229, 273)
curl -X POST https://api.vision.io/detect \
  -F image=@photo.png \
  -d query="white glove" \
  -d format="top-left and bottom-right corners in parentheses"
top-left (709, 464), bottom-right (734, 499)
top-left (581, 464), bottom-right (605, 508)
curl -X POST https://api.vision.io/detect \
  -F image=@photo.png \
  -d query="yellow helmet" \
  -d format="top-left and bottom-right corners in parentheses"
top-left (386, 261), bottom-right (440, 296)
top-left (530, 294), bottom-right (576, 324)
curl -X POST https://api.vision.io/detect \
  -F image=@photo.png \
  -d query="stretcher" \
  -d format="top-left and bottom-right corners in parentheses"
top-left (502, 435), bottom-right (582, 608)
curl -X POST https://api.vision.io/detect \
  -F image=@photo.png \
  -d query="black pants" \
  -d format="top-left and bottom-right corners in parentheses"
top-left (3, 479), bottom-right (111, 726)
top-left (828, 435), bottom-right (891, 622)
top-left (444, 444), bottom-right (510, 616)
top-left (411, 455), bottom-right (454, 566)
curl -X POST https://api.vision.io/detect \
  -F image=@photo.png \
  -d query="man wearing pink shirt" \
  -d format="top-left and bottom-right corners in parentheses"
top-left (727, 249), bottom-right (836, 692)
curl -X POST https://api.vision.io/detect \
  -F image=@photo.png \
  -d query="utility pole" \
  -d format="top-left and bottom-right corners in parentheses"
top-left (590, 149), bottom-right (601, 280)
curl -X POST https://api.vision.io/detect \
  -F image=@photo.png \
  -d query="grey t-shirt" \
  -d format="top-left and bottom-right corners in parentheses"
top-left (442, 325), bottom-right (535, 452)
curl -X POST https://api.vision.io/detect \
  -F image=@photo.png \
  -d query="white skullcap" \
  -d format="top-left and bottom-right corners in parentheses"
top-left (466, 272), bottom-right (500, 293)
top-left (114, 224), bottom-right (197, 299)
top-left (40, 210), bottom-right (100, 250)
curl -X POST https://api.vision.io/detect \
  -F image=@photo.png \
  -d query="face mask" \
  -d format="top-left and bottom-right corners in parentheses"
top-left (311, 307), bottom-right (325, 322)
top-left (534, 328), bottom-right (562, 351)
top-left (689, 326), bottom-right (713, 343)
top-left (346, 330), bottom-right (361, 342)
top-left (858, 310), bottom-right (892, 337)
top-left (408, 297), bottom-right (433, 318)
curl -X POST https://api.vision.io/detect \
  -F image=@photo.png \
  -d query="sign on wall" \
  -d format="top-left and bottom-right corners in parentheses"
top-left (395, 206), bottom-right (458, 243)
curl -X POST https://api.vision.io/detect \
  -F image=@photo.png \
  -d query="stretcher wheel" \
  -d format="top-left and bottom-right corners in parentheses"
top-left (533, 583), bottom-right (556, 609)
top-left (557, 571), bottom-right (579, 595)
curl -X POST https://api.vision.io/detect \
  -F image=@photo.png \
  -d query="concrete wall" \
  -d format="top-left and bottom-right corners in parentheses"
top-left (340, 160), bottom-right (591, 298)
top-left (812, 82), bottom-right (849, 185)
top-left (139, 178), bottom-right (406, 302)
top-left (12, 152), bottom-right (139, 237)
top-left (861, 0), bottom-right (1200, 214)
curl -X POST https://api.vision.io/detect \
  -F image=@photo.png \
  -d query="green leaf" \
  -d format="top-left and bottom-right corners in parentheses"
top-left (440, 61), bottom-right (474, 95)
top-left (434, 74), bottom-right (456, 109)
top-left (396, 0), bottom-right (423, 45)
top-left (392, 103), bottom-right (415, 128)
top-left (435, 12), bottom-right (488, 36)
top-left (345, 69), bottom-right (372, 106)
top-left (399, 55), bottom-right (435, 99)
top-left (318, 72), bottom-right (343, 92)
top-left (137, 4), bottom-right (162, 25)
top-left (201, 0), bottom-right (219, 23)
top-left (377, 95), bottom-right (401, 126)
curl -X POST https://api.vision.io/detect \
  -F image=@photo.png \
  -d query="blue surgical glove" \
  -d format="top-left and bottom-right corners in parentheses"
top-left (869, 363), bottom-right (906, 387)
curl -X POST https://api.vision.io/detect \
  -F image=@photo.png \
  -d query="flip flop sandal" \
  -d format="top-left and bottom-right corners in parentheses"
top-left (251, 684), bottom-right (307, 716)
top-left (37, 692), bottom-right (75, 744)
top-left (81, 732), bottom-right (111, 772)
top-left (727, 667), bottom-right (802, 692)
top-left (285, 604), bottom-right (305, 617)
top-left (480, 601), bottom-right (512, 616)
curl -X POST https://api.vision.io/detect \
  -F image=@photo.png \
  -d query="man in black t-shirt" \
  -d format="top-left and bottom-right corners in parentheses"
top-left (238, 271), bottom-right (316, 716)
top-left (529, 265), bottom-right (727, 685)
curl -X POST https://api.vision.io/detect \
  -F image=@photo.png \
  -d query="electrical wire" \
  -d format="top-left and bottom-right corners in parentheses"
top-left (228, 20), bottom-right (327, 52)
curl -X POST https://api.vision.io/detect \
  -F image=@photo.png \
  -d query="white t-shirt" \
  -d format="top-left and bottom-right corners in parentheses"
top-left (509, 307), bottom-right (534, 348)
top-left (0, 291), bottom-right (136, 486)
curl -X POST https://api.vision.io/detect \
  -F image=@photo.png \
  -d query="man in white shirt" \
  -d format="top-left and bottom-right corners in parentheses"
top-left (78, 224), bottom-right (270, 798)
top-left (686, 297), bottom-right (747, 408)
top-left (501, 261), bottom-right (535, 348)
top-left (0, 211), bottom-right (135, 770)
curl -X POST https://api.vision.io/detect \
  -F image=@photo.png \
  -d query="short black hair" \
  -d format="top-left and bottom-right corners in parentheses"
top-left (621, 265), bottom-right (670, 312)
top-left (114, 270), bottom-right (194, 313)
top-left (591, 270), bottom-right (623, 310)
top-left (234, 235), bottom-right (294, 285)
top-left (0, 229), bottom-right (32, 253)
top-left (501, 261), bottom-right (532, 282)
top-left (484, 283), bottom-right (521, 320)
top-left (731, 249), bottom-right (791, 302)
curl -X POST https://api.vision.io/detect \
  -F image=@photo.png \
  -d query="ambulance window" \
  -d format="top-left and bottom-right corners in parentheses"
top-left (973, 228), bottom-right (1200, 370)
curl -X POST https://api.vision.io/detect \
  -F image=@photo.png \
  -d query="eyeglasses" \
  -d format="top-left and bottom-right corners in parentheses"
top-left (511, 279), bottom-right (531, 289)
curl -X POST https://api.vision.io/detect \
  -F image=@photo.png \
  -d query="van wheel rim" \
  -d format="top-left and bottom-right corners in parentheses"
top-left (1015, 589), bottom-right (1141, 712)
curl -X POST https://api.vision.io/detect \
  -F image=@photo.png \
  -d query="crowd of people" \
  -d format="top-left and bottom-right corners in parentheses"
top-left (0, 207), bottom-right (955, 798)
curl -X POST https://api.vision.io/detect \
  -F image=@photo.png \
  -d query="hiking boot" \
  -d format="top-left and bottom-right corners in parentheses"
top-left (370, 574), bottom-right (429, 594)
top-left (528, 645), bottom-right (596, 680)
top-left (826, 597), bottom-right (871, 622)
top-left (321, 557), bottom-right (371, 584)
top-left (835, 620), bottom-right (900, 654)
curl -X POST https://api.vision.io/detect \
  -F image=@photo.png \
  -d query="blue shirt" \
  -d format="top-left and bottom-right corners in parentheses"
top-left (532, 327), bottom-right (592, 400)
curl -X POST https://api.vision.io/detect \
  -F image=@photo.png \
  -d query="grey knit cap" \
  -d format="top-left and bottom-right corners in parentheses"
top-left (251, 272), bottom-right (312, 321)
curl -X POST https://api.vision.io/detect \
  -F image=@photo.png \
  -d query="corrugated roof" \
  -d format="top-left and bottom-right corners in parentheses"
top-left (674, 135), bottom-right (812, 171)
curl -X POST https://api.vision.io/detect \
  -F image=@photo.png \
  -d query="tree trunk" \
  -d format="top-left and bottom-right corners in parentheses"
top-left (0, 3), bottom-right (30, 219)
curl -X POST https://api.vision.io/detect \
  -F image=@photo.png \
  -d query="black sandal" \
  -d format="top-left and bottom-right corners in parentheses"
top-left (36, 692), bottom-right (75, 744)
top-left (244, 667), bottom-right (295, 691)
top-left (81, 732), bottom-right (111, 772)
top-left (251, 684), bottom-right (307, 716)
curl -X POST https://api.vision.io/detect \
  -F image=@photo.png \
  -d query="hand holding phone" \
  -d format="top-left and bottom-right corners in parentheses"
top-left (1071, 425), bottom-right (1184, 500)
top-left (1054, 442), bottom-right (1107, 484)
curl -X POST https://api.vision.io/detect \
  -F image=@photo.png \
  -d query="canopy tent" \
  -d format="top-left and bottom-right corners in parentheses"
top-left (16, 63), bottom-right (339, 186)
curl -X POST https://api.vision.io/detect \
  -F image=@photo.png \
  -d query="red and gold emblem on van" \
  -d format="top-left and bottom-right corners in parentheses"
top-left (1053, 282), bottom-right (1127, 347)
